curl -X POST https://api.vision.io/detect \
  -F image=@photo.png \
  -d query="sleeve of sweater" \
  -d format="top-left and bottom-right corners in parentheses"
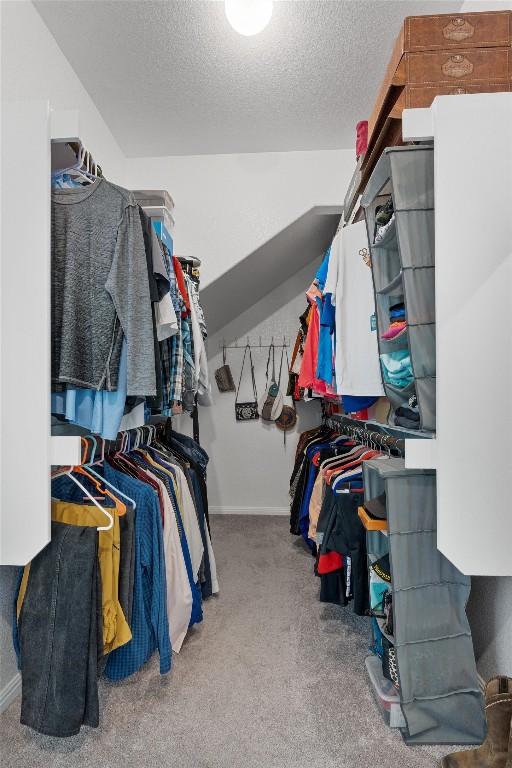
top-left (151, 501), bottom-right (172, 674)
top-left (106, 203), bottom-right (157, 396)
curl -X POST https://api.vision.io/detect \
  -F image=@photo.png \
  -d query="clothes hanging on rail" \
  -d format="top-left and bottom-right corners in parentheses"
top-left (292, 218), bottom-right (384, 411)
top-left (328, 220), bottom-right (384, 398)
top-left (289, 423), bottom-right (390, 617)
top-left (14, 428), bottom-right (218, 737)
top-left (51, 178), bottom-right (156, 395)
top-left (51, 173), bottom-right (209, 436)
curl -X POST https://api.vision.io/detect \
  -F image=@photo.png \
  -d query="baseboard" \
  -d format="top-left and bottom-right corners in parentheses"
top-left (0, 672), bottom-right (21, 713)
top-left (210, 506), bottom-right (289, 516)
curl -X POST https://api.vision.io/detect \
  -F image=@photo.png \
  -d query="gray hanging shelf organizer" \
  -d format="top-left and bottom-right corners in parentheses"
top-left (361, 145), bottom-right (436, 431)
top-left (363, 458), bottom-right (485, 745)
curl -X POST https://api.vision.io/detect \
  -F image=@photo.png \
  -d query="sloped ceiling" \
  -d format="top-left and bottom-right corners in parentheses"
top-left (201, 206), bottom-right (341, 335)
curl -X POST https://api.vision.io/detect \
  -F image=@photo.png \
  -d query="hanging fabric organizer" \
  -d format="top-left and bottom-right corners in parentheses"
top-left (362, 145), bottom-right (436, 432)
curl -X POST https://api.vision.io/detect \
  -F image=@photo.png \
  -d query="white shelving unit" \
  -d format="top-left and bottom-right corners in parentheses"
top-left (0, 106), bottom-right (84, 566)
top-left (402, 92), bottom-right (512, 577)
top-left (1, 100), bottom-right (51, 565)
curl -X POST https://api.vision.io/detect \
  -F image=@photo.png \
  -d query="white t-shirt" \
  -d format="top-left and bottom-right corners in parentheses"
top-left (324, 229), bottom-right (340, 298)
top-left (332, 220), bottom-right (384, 397)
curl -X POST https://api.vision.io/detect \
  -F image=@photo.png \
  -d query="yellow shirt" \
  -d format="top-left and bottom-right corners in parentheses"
top-left (52, 500), bottom-right (132, 654)
top-left (18, 501), bottom-right (132, 655)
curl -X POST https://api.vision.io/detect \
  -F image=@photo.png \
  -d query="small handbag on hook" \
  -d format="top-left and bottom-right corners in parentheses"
top-left (275, 347), bottom-right (297, 438)
top-left (235, 344), bottom-right (259, 421)
top-left (215, 345), bottom-right (236, 392)
top-left (259, 343), bottom-right (284, 422)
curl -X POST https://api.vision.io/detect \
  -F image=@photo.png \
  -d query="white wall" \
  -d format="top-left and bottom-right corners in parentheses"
top-left (0, 0), bottom-right (128, 710)
top-left (467, 578), bottom-right (512, 680)
top-left (125, 149), bottom-right (354, 288)
top-left (1, 0), bottom-right (126, 184)
top-left (458, 0), bottom-right (512, 679)
top-left (175, 260), bottom-right (324, 513)
top-left (461, 1), bottom-right (512, 9)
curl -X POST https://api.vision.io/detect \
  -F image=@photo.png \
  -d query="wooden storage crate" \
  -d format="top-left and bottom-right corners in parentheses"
top-left (361, 10), bottom-right (512, 193)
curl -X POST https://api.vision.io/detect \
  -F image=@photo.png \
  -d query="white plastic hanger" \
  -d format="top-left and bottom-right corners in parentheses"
top-left (84, 435), bottom-right (137, 512)
top-left (56, 468), bottom-right (114, 532)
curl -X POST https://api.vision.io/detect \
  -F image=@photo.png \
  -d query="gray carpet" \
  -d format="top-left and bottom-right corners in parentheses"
top-left (0, 515), bottom-right (456, 768)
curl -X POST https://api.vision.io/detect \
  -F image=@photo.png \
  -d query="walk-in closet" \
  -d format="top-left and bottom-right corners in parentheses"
top-left (1, 2), bottom-right (512, 767)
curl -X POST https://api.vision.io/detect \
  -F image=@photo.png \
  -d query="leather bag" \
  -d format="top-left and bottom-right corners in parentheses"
top-left (259, 344), bottom-right (284, 422)
top-left (215, 346), bottom-right (235, 392)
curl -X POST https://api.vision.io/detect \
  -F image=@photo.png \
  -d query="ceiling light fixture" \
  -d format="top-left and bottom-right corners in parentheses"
top-left (225, 0), bottom-right (273, 36)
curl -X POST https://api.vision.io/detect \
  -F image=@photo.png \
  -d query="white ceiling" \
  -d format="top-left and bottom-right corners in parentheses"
top-left (35, 0), bottom-right (463, 157)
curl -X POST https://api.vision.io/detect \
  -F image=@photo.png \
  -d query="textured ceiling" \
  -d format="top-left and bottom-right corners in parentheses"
top-left (35, 0), bottom-right (463, 157)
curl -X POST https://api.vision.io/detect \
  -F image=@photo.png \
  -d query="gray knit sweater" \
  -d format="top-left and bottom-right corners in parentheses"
top-left (51, 178), bottom-right (156, 395)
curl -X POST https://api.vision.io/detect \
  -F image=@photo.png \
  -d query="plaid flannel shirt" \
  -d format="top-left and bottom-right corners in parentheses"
top-left (160, 255), bottom-right (185, 412)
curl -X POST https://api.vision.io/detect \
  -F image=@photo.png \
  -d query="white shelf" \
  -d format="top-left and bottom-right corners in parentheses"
top-left (404, 438), bottom-right (437, 470)
top-left (50, 436), bottom-right (82, 467)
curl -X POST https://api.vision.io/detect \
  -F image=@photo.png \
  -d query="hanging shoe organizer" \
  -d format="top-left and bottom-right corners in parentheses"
top-left (362, 457), bottom-right (485, 745)
top-left (362, 145), bottom-right (436, 431)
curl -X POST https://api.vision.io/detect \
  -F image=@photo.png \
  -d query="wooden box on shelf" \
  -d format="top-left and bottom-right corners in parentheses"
top-left (360, 10), bottom-right (512, 192)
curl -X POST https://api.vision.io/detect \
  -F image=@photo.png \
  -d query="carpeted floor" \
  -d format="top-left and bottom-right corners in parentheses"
top-left (0, 515), bottom-right (457, 768)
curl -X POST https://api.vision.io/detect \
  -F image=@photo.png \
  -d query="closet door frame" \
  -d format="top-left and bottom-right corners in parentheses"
top-left (0, 99), bottom-right (51, 565)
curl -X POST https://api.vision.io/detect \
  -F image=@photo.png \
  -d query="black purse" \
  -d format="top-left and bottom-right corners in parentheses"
top-left (235, 345), bottom-right (259, 421)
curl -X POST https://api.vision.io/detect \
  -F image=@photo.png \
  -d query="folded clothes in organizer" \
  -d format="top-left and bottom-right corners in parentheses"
top-left (374, 213), bottom-right (395, 243)
top-left (381, 321), bottom-right (407, 341)
top-left (389, 301), bottom-right (405, 318)
top-left (381, 301), bottom-right (407, 340)
top-left (380, 350), bottom-right (414, 388)
top-left (375, 198), bottom-right (394, 226)
top-left (394, 405), bottom-right (420, 430)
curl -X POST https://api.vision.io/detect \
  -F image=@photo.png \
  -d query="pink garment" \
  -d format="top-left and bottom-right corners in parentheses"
top-left (298, 301), bottom-right (319, 390)
top-left (356, 120), bottom-right (368, 158)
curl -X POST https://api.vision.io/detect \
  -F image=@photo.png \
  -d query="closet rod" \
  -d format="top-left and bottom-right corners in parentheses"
top-left (221, 336), bottom-right (289, 349)
top-left (324, 414), bottom-right (405, 456)
top-left (222, 343), bottom-right (289, 349)
top-left (76, 423), bottom-right (165, 465)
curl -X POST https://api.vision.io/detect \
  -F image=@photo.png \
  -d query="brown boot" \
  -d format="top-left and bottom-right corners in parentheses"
top-left (442, 677), bottom-right (512, 768)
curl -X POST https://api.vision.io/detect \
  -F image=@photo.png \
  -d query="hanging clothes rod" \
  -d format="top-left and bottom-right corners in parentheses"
top-left (51, 138), bottom-right (103, 178)
top-left (221, 336), bottom-right (289, 349)
top-left (222, 343), bottom-right (289, 349)
top-left (75, 423), bottom-right (165, 465)
top-left (324, 413), bottom-right (405, 456)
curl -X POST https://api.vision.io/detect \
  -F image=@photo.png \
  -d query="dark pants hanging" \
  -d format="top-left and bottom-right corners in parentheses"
top-left (19, 522), bottom-right (100, 737)
top-left (326, 491), bottom-right (368, 616)
top-left (318, 489), bottom-right (369, 616)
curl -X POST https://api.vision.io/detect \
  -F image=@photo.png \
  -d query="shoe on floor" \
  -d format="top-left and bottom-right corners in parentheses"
top-left (441, 677), bottom-right (512, 768)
